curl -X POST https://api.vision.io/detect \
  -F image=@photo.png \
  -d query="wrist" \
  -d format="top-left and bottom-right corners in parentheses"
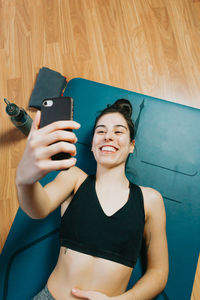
top-left (16, 171), bottom-right (35, 186)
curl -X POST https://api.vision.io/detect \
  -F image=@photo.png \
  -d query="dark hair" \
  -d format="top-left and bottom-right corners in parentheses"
top-left (93, 99), bottom-right (135, 141)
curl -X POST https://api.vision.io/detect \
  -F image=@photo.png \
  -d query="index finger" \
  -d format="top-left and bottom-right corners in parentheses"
top-left (39, 120), bottom-right (81, 135)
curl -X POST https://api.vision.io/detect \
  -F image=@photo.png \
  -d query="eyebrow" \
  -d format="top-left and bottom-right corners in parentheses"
top-left (95, 124), bottom-right (128, 130)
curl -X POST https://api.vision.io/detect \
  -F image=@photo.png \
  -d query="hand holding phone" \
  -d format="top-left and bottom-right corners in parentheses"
top-left (17, 97), bottom-right (81, 185)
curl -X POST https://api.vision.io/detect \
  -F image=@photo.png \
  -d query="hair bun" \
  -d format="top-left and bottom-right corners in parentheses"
top-left (112, 99), bottom-right (132, 117)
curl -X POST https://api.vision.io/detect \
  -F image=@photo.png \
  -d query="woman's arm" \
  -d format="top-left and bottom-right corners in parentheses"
top-left (115, 188), bottom-right (169, 300)
top-left (16, 110), bottom-right (81, 219)
top-left (16, 167), bottom-right (84, 219)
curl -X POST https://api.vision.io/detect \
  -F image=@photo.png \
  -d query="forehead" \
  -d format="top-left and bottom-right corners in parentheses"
top-left (96, 112), bottom-right (128, 127)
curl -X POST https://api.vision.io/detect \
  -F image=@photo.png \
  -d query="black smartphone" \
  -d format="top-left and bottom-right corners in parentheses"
top-left (40, 96), bottom-right (74, 160)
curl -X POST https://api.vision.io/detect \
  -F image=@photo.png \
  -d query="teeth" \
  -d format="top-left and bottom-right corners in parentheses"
top-left (101, 146), bottom-right (116, 152)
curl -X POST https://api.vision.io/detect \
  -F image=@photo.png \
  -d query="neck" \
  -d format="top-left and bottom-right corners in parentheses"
top-left (96, 164), bottom-right (128, 187)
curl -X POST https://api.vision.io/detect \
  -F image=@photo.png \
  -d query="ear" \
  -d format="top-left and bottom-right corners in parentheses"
top-left (129, 139), bottom-right (135, 153)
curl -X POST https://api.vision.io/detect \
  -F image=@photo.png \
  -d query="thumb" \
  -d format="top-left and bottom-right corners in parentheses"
top-left (29, 110), bottom-right (41, 134)
top-left (72, 288), bottom-right (93, 299)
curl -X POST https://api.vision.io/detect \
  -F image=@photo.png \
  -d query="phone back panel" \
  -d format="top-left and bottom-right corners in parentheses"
top-left (40, 97), bottom-right (73, 128)
top-left (40, 97), bottom-right (73, 160)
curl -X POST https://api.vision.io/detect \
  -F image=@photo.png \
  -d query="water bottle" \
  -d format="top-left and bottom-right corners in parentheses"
top-left (4, 98), bottom-right (33, 136)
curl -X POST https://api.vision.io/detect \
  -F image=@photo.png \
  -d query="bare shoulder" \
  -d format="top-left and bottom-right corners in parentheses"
top-left (140, 186), bottom-right (165, 220)
top-left (71, 166), bottom-right (88, 193)
top-left (57, 166), bottom-right (87, 179)
top-left (55, 166), bottom-right (87, 188)
top-left (44, 166), bottom-right (87, 202)
top-left (140, 186), bottom-right (163, 203)
top-left (59, 167), bottom-right (88, 215)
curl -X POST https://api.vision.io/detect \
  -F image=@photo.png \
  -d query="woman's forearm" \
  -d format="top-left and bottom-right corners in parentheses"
top-left (115, 268), bottom-right (168, 300)
top-left (16, 181), bottom-right (51, 219)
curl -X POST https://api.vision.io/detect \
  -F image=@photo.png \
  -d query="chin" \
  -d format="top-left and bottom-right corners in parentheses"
top-left (97, 159), bottom-right (125, 169)
top-left (93, 152), bottom-right (127, 168)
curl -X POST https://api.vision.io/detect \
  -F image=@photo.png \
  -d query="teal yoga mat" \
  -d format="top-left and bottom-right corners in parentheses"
top-left (0, 78), bottom-right (199, 300)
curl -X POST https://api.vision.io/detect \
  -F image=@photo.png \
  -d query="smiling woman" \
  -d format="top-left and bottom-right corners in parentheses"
top-left (16, 99), bottom-right (168, 300)
top-left (91, 100), bottom-right (135, 169)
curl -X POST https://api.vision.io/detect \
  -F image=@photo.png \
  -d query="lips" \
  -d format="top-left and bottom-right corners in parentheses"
top-left (100, 145), bottom-right (118, 152)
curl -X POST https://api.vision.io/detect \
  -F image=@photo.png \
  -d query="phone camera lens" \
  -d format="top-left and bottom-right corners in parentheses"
top-left (43, 100), bottom-right (53, 107)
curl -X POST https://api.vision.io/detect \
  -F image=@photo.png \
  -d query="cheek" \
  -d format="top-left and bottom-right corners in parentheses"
top-left (91, 136), bottom-right (98, 151)
top-left (119, 138), bottom-right (133, 154)
top-left (119, 136), bottom-right (129, 146)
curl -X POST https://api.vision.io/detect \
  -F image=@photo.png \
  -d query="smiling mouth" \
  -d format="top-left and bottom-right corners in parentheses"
top-left (100, 146), bottom-right (118, 152)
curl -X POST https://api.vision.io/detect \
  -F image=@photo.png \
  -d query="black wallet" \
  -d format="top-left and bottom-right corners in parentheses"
top-left (29, 67), bottom-right (67, 109)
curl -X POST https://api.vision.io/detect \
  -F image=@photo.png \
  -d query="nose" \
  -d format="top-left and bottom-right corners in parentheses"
top-left (104, 130), bottom-right (114, 141)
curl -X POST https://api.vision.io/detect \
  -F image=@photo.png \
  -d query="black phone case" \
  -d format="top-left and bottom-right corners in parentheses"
top-left (40, 97), bottom-right (73, 160)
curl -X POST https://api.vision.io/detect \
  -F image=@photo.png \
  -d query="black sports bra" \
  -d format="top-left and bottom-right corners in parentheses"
top-left (60, 175), bottom-right (145, 268)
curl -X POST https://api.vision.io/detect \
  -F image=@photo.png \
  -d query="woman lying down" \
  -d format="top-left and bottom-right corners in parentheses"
top-left (16, 99), bottom-right (168, 300)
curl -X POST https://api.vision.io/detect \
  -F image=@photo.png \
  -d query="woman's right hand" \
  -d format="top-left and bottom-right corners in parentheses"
top-left (16, 110), bottom-right (80, 185)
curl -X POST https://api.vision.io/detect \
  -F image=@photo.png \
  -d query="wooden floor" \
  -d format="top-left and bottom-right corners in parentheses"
top-left (0, 0), bottom-right (199, 299)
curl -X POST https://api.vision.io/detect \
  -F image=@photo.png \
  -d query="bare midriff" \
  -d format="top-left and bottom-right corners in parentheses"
top-left (47, 247), bottom-right (133, 299)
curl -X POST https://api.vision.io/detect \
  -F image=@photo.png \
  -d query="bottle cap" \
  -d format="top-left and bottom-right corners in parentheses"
top-left (4, 98), bottom-right (20, 116)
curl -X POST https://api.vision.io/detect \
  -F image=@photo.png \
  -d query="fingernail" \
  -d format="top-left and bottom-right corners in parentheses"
top-left (72, 288), bottom-right (78, 293)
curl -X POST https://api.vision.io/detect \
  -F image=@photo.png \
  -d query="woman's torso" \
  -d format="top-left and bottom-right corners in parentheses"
top-left (47, 174), bottom-right (146, 300)
top-left (47, 246), bottom-right (133, 299)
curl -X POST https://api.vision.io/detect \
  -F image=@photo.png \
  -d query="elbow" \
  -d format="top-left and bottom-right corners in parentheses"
top-left (156, 268), bottom-right (169, 292)
top-left (28, 212), bottom-right (48, 220)
top-left (19, 204), bottom-right (49, 220)
top-left (27, 209), bottom-right (49, 220)
top-left (145, 267), bottom-right (169, 295)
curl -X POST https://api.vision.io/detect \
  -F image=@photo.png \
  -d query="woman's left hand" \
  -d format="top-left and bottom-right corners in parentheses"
top-left (71, 288), bottom-right (112, 299)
